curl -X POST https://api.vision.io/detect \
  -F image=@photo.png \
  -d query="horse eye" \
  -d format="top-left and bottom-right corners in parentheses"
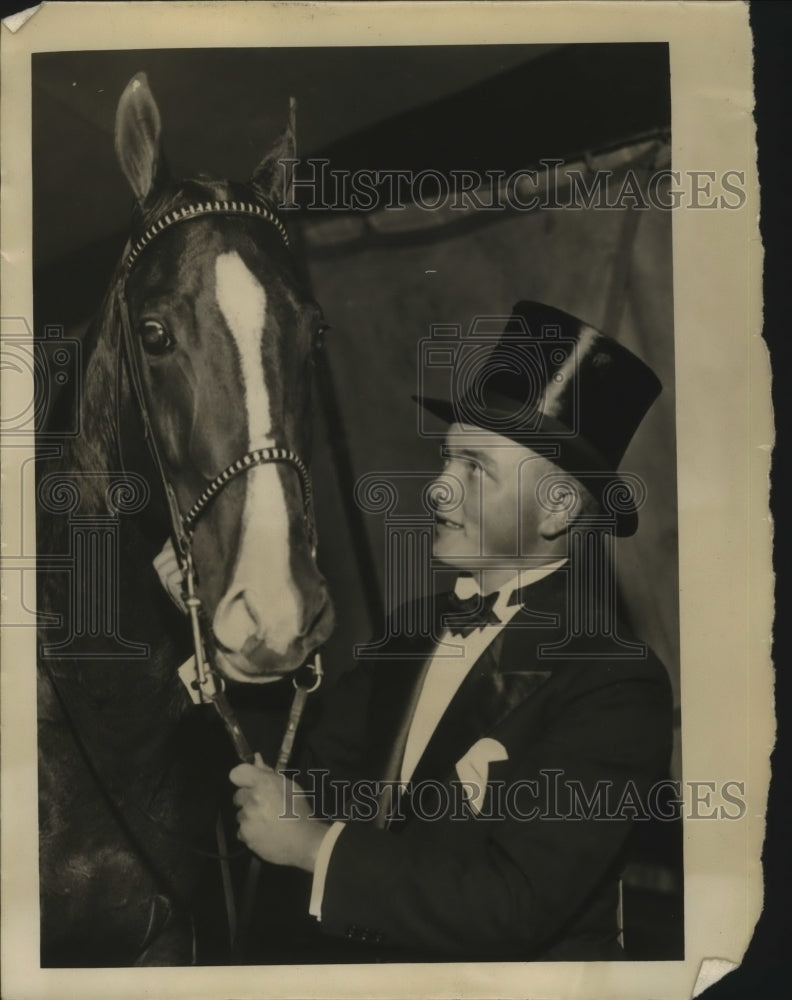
top-left (140, 320), bottom-right (174, 356)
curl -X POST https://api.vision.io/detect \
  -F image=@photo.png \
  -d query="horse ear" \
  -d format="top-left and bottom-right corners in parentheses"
top-left (114, 72), bottom-right (168, 206)
top-left (251, 97), bottom-right (297, 206)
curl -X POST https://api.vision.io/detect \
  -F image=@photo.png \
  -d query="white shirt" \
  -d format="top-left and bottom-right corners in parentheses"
top-left (309, 561), bottom-right (566, 919)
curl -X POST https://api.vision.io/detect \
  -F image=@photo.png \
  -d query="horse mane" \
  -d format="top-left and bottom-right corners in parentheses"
top-left (54, 269), bottom-right (127, 517)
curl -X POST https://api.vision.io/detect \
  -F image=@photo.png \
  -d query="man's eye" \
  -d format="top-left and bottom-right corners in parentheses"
top-left (444, 454), bottom-right (480, 473)
top-left (140, 320), bottom-right (174, 356)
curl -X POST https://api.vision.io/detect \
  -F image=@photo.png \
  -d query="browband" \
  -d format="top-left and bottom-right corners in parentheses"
top-left (124, 199), bottom-right (289, 271)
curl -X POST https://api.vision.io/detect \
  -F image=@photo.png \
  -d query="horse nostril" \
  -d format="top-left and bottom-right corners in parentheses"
top-left (213, 589), bottom-right (265, 652)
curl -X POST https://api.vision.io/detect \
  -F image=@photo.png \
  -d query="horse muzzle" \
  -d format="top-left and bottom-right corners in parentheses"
top-left (212, 580), bottom-right (334, 680)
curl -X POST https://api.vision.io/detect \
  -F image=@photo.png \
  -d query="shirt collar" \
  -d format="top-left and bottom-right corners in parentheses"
top-left (454, 560), bottom-right (567, 618)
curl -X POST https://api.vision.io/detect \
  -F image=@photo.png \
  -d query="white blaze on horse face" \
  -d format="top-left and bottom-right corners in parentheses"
top-left (212, 251), bottom-right (301, 658)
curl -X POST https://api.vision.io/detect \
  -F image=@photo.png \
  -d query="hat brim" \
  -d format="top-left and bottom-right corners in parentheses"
top-left (413, 393), bottom-right (640, 537)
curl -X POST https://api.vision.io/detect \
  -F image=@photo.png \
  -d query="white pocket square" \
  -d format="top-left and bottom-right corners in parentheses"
top-left (455, 738), bottom-right (509, 815)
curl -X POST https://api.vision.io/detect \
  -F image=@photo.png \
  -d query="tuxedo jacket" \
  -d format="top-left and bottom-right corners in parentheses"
top-left (291, 567), bottom-right (673, 962)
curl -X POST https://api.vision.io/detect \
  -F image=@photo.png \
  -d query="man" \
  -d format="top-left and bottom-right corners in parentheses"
top-left (160, 301), bottom-right (673, 961)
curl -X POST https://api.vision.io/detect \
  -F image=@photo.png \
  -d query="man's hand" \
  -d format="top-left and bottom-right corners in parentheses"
top-left (230, 754), bottom-right (328, 872)
top-left (153, 539), bottom-right (187, 614)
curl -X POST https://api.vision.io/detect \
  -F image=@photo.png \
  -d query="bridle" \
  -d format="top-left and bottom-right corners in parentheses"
top-left (118, 197), bottom-right (321, 726)
top-left (117, 197), bottom-right (323, 949)
top-left (116, 198), bottom-right (324, 953)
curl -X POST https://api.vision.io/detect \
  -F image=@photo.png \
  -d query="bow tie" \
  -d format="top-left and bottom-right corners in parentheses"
top-left (446, 589), bottom-right (501, 638)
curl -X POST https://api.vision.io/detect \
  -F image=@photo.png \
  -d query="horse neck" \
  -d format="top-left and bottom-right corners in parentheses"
top-left (59, 282), bottom-right (126, 515)
top-left (40, 281), bottom-right (187, 686)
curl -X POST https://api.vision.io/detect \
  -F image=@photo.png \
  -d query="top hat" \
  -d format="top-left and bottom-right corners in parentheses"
top-left (414, 300), bottom-right (662, 537)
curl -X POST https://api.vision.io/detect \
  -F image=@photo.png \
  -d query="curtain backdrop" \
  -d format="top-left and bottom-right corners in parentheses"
top-left (302, 143), bottom-right (681, 777)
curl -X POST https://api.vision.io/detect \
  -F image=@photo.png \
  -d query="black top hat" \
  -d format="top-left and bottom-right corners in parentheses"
top-left (414, 301), bottom-right (662, 536)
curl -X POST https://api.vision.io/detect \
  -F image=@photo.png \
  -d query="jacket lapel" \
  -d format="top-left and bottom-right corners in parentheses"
top-left (363, 599), bottom-right (442, 786)
top-left (407, 569), bottom-right (568, 792)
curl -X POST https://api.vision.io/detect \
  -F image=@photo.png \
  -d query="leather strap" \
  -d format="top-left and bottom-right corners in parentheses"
top-left (124, 200), bottom-right (289, 271)
top-left (114, 198), bottom-right (323, 958)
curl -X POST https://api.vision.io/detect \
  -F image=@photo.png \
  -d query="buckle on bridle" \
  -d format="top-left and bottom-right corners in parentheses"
top-left (293, 654), bottom-right (323, 694)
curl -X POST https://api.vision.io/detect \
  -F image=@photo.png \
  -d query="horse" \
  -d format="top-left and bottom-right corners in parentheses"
top-left (36, 72), bottom-right (334, 967)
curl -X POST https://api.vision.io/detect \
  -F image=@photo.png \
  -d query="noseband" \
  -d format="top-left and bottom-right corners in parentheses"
top-left (116, 198), bottom-right (321, 762)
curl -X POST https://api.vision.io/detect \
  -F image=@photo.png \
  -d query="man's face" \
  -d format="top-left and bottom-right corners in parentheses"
top-left (430, 423), bottom-right (558, 571)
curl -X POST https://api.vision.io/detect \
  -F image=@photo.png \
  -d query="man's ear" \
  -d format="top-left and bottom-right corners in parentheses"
top-left (537, 478), bottom-right (587, 541)
top-left (114, 72), bottom-right (169, 207)
top-left (538, 509), bottom-right (573, 542)
top-left (251, 97), bottom-right (296, 206)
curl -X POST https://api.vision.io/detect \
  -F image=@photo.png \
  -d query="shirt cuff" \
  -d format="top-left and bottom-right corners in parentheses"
top-left (308, 821), bottom-right (346, 920)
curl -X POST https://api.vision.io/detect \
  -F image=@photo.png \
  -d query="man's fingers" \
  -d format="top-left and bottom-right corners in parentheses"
top-left (153, 540), bottom-right (179, 574)
top-left (168, 576), bottom-right (187, 613)
top-left (229, 761), bottom-right (274, 787)
top-left (229, 763), bottom-right (263, 787)
top-left (152, 550), bottom-right (170, 572)
top-left (152, 540), bottom-right (188, 614)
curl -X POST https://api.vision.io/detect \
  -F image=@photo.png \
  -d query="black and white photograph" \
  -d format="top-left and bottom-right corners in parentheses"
top-left (0, 3), bottom-right (770, 999)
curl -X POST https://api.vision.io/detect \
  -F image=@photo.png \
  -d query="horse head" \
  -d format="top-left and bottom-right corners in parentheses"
top-left (114, 73), bottom-right (334, 680)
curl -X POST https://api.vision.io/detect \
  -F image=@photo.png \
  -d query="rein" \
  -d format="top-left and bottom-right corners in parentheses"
top-left (117, 198), bottom-right (323, 952)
